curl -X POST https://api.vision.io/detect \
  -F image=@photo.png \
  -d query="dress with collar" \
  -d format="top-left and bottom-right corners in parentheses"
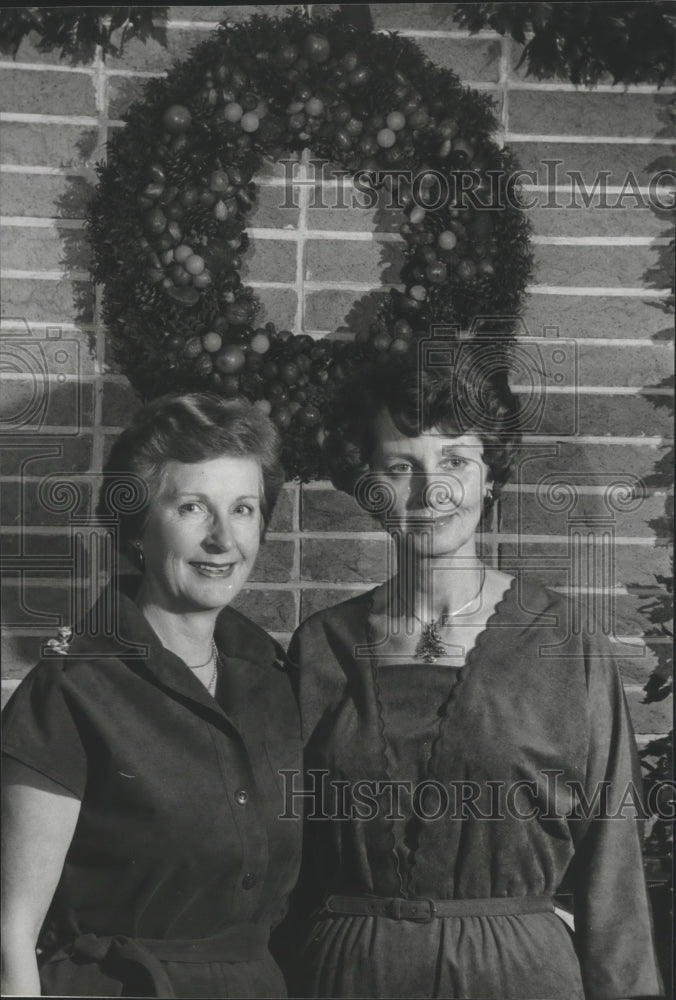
top-left (1, 577), bottom-right (302, 998)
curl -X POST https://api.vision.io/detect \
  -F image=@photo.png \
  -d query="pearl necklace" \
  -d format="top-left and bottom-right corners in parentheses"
top-left (188, 639), bottom-right (219, 695)
top-left (410, 570), bottom-right (487, 663)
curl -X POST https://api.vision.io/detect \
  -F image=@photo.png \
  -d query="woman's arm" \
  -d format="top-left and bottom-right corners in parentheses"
top-left (569, 640), bottom-right (664, 999)
top-left (1, 760), bottom-right (81, 997)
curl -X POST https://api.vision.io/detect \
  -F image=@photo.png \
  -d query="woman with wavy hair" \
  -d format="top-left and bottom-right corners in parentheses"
top-left (2, 393), bottom-right (302, 998)
top-left (285, 351), bottom-right (662, 1000)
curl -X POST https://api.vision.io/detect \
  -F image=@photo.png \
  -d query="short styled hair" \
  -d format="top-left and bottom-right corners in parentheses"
top-left (322, 352), bottom-right (522, 512)
top-left (97, 392), bottom-right (285, 554)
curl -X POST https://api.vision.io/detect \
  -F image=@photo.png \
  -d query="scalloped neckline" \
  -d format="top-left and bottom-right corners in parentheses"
top-left (366, 574), bottom-right (517, 675)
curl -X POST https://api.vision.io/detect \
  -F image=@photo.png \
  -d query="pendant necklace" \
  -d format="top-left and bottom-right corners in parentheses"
top-left (411, 570), bottom-right (487, 664)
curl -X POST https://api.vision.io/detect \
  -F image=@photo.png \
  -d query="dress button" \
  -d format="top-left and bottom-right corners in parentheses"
top-left (242, 873), bottom-right (256, 890)
top-left (234, 788), bottom-right (249, 805)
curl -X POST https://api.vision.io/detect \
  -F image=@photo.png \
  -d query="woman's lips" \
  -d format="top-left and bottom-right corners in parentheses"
top-left (190, 561), bottom-right (237, 578)
top-left (398, 511), bottom-right (460, 531)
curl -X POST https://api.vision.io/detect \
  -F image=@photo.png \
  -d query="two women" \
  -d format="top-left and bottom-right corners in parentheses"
top-left (2, 394), bottom-right (301, 998)
top-left (2, 355), bottom-right (663, 999)
top-left (286, 353), bottom-right (663, 1000)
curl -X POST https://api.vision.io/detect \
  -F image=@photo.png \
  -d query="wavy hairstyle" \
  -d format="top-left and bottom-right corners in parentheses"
top-left (322, 352), bottom-right (522, 516)
top-left (97, 393), bottom-right (284, 559)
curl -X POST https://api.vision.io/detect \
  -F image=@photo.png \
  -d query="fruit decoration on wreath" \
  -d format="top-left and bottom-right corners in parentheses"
top-left (88, 8), bottom-right (533, 481)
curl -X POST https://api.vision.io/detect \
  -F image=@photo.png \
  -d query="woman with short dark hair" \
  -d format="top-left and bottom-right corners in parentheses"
top-left (286, 353), bottom-right (663, 999)
top-left (2, 393), bottom-right (302, 998)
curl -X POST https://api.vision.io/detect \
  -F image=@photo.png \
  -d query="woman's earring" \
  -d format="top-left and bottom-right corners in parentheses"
top-left (134, 542), bottom-right (145, 571)
top-left (484, 486), bottom-right (494, 506)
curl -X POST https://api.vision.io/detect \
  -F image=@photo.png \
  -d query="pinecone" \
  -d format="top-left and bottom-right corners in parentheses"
top-left (135, 281), bottom-right (162, 309)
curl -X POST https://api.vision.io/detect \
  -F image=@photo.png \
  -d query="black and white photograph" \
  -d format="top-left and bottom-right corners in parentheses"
top-left (0, 4), bottom-right (673, 998)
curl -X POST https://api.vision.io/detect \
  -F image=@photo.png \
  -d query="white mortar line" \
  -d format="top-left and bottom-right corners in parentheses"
top-left (255, 176), bottom-right (675, 197)
top-left (0, 61), bottom-right (94, 74)
top-left (12, 424), bottom-right (671, 446)
top-left (294, 156), bottom-right (310, 334)
top-left (0, 319), bottom-right (94, 330)
top-left (308, 328), bottom-right (675, 345)
top-left (248, 228), bottom-right (402, 242)
top-left (506, 132), bottom-right (674, 145)
top-left (301, 475), bottom-right (667, 490)
top-left (512, 386), bottom-right (674, 395)
top-left (253, 279), bottom-right (396, 292)
top-left (375, 28), bottom-right (500, 39)
top-left (516, 338), bottom-right (673, 347)
top-left (1, 217), bottom-right (86, 228)
top-left (105, 68), bottom-right (166, 78)
top-left (7, 529), bottom-right (666, 546)
top-left (3, 59), bottom-right (671, 95)
top-left (2, 270), bottom-right (91, 280)
top-left (1, 322), bottom-right (666, 348)
top-left (519, 435), bottom-right (668, 445)
top-left (1, 168), bottom-right (669, 202)
top-left (2, 373), bottom-right (96, 383)
top-left (164, 20), bottom-right (236, 30)
top-left (527, 286), bottom-right (672, 297)
top-left (502, 484), bottom-right (670, 495)
top-left (532, 236), bottom-right (673, 246)
top-left (522, 184), bottom-right (673, 195)
top-left (91, 42), bottom-right (108, 481)
top-left (6, 220), bottom-right (670, 248)
top-left (1, 480), bottom-right (670, 499)
top-left (496, 534), bottom-right (663, 545)
top-left (507, 80), bottom-right (675, 94)
top-left (0, 165), bottom-right (94, 177)
top-left (498, 32), bottom-right (510, 150)
top-left (4, 271), bottom-right (673, 299)
top-left (0, 112), bottom-right (100, 126)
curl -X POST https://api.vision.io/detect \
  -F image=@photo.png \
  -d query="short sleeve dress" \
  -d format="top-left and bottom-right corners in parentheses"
top-left (1, 579), bottom-right (303, 999)
top-left (285, 577), bottom-right (664, 1000)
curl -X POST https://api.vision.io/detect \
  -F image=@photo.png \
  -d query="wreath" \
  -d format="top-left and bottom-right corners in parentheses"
top-left (89, 9), bottom-right (533, 480)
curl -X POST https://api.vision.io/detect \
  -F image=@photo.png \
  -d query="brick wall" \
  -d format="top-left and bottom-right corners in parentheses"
top-left (1, 4), bottom-right (673, 751)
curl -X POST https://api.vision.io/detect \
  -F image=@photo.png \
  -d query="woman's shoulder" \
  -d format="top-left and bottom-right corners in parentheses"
top-left (216, 604), bottom-right (286, 671)
top-left (494, 573), bottom-right (575, 621)
top-left (2, 639), bottom-right (130, 727)
top-left (291, 588), bottom-right (375, 644)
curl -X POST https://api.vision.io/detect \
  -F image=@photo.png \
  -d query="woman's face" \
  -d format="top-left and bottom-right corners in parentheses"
top-left (138, 455), bottom-right (262, 613)
top-left (369, 407), bottom-right (491, 558)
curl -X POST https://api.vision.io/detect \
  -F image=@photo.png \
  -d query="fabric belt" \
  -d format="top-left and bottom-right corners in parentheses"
top-left (322, 894), bottom-right (554, 924)
top-left (42, 923), bottom-right (269, 998)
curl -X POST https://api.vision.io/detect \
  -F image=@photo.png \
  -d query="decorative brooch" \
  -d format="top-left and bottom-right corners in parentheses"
top-left (46, 626), bottom-right (73, 655)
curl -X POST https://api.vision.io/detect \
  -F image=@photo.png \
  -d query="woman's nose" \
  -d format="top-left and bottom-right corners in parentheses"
top-left (409, 470), bottom-right (459, 513)
top-left (204, 514), bottom-right (235, 551)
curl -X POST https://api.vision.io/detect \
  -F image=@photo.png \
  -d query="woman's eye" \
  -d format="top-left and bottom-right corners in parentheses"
top-left (442, 456), bottom-right (467, 470)
top-left (233, 504), bottom-right (255, 516)
top-left (387, 463), bottom-right (412, 475)
top-left (178, 502), bottom-right (206, 515)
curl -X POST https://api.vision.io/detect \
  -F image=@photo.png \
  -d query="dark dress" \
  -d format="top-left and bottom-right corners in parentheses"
top-left (285, 577), bottom-right (663, 1000)
top-left (1, 579), bottom-right (302, 998)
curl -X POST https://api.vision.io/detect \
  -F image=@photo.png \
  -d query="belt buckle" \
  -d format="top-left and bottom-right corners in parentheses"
top-left (408, 897), bottom-right (437, 924)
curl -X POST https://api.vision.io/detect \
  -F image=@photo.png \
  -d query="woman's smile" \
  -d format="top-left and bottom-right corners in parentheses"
top-left (189, 560), bottom-right (238, 578)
